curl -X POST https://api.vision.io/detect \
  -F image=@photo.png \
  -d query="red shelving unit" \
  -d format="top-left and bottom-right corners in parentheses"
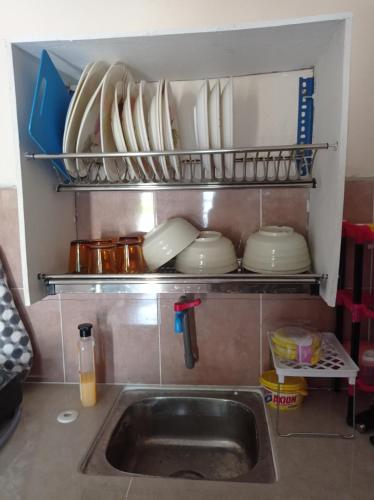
top-left (337, 289), bottom-right (374, 321)
top-left (356, 378), bottom-right (374, 394)
top-left (336, 221), bottom-right (374, 423)
top-left (342, 221), bottom-right (374, 245)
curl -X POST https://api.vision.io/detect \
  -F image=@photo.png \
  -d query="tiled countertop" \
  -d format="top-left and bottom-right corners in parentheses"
top-left (0, 383), bottom-right (373, 500)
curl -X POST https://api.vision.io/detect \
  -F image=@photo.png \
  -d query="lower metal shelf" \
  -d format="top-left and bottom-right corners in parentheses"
top-left (40, 271), bottom-right (325, 296)
top-left (25, 143), bottom-right (332, 190)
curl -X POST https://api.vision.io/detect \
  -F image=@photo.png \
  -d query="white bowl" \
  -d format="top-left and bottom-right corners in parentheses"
top-left (242, 226), bottom-right (311, 274)
top-left (143, 218), bottom-right (199, 271)
top-left (176, 231), bottom-right (238, 274)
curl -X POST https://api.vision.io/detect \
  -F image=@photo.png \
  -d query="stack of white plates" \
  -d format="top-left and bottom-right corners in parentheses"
top-left (62, 63), bottom-right (181, 182)
top-left (62, 62), bottom-right (234, 183)
top-left (194, 78), bottom-right (233, 180)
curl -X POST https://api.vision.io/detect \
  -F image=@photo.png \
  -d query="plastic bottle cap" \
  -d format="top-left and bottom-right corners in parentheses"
top-left (57, 410), bottom-right (79, 424)
top-left (78, 323), bottom-right (93, 338)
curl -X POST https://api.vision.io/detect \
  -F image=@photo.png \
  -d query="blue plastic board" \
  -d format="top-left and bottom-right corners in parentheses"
top-left (28, 50), bottom-right (71, 181)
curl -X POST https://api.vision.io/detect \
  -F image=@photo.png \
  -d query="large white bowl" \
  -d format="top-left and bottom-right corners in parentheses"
top-left (143, 218), bottom-right (199, 271)
top-left (243, 226), bottom-right (311, 274)
top-left (176, 231), bottom-right (238, 274)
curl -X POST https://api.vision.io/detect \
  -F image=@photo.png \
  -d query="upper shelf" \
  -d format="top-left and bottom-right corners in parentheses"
top-left (25, 143), bottom-right (334, 191)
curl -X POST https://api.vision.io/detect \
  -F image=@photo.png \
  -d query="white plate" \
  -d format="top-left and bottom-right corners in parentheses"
top-left (148, 80), bottom-right (169, 180)
top-left (133, 81), bottom-right (160, 180)
top-left (208, 81), bottom-right (222, 178)
top-left (100, 62), bottom-right (130, 181)
top-left (63, 61), bottom-right (108, 177)
top-left (122, 81), bottom-right (149, 180)
top-left (63, 62), bottom-right (93, 136)
top-left (156, 80), bottom-right (170, 180)
top-left (221, 78), bottom-right (234, 178)
top-left (76, 76), bottom-right (105, 178)
top-left (111, 81), bottom-right (138, 180)
top-left (148, 89), bottom-right (159, 153)
top-left (162, 80), bottom-right (181, 180)
top-left (194, 80), bottom-right (211, 179)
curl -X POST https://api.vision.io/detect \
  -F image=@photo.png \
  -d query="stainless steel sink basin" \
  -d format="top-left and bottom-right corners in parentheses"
top-left (80, 386), bottom-right (276, 483)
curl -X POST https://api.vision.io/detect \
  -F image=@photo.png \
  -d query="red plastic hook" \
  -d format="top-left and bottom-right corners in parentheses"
top-left (174, 298), bottom-right (202, 312)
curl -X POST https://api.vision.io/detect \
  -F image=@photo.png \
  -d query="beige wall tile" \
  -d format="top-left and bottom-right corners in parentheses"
top-left (60, 296), bottom-right (160, 384)
top-left (76, 191), bottom-right (155, 240)
top-left (261, 296), bottom-right (335, 372)
top-left (343, 179), bottom-right (374, 223)
top-left (262, 188), bottom-right (309, 235)
top-left (155, 190), bottom-right (260, 256)
top-left (11, 289), bottom-right (64, 382)
top-left (160, 296), bottom-right (261, 385)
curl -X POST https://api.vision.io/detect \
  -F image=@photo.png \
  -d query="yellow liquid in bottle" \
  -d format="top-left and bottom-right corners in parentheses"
top-left (79, 371), bottom-right (96, 407)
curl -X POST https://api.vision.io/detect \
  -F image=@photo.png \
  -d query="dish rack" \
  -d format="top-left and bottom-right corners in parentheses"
top-left (268, 331), bottom-right (359, 439)
top-left (40, 266), bottom-right (325, 296)
top-left (269, 332), bottom-right (358, 385)
top-left (25, 143), bottom-right (333, 191)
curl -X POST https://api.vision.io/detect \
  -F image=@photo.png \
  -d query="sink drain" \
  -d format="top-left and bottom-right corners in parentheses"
top-left (169, 470), bottom-right (205, 480)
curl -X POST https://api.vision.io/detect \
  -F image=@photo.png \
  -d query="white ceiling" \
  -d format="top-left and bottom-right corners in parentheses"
top-left (13, 18), bottom-right (342, 81)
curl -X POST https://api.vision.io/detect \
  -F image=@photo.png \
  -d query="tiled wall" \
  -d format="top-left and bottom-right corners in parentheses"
top-left (0, 180), bottom-right (373, 384)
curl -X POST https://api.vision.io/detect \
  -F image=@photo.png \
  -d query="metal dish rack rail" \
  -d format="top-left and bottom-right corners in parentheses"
top-left (40, 268), bottom-right (326, 296)
top-left (25, 143), bottom-right (334, 191)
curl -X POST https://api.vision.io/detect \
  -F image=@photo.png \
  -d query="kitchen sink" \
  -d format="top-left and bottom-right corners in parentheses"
top-left (80, 386), bottom-right (276, 483)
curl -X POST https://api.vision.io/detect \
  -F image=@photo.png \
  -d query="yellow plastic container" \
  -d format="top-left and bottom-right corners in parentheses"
top-left (259, 370), bottom-right (308, 411)
top-left (272, 327), bottom-right (322, 365)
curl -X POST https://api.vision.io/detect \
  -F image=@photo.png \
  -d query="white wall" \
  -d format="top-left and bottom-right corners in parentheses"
top-left (0, 0), bottom-right (372, 186)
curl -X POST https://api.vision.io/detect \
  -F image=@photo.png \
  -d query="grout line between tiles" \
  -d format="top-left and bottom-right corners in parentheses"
top-left (124, 477), bottom-right (133, 499)
top-left (153, 191), bottom-right (158, 227)
top-left (58, 296), bottom-right (66, 383)
top-left (157, 296), bottom-right (162, 384)
top-left (259, 294), bottom-right (263, 375)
